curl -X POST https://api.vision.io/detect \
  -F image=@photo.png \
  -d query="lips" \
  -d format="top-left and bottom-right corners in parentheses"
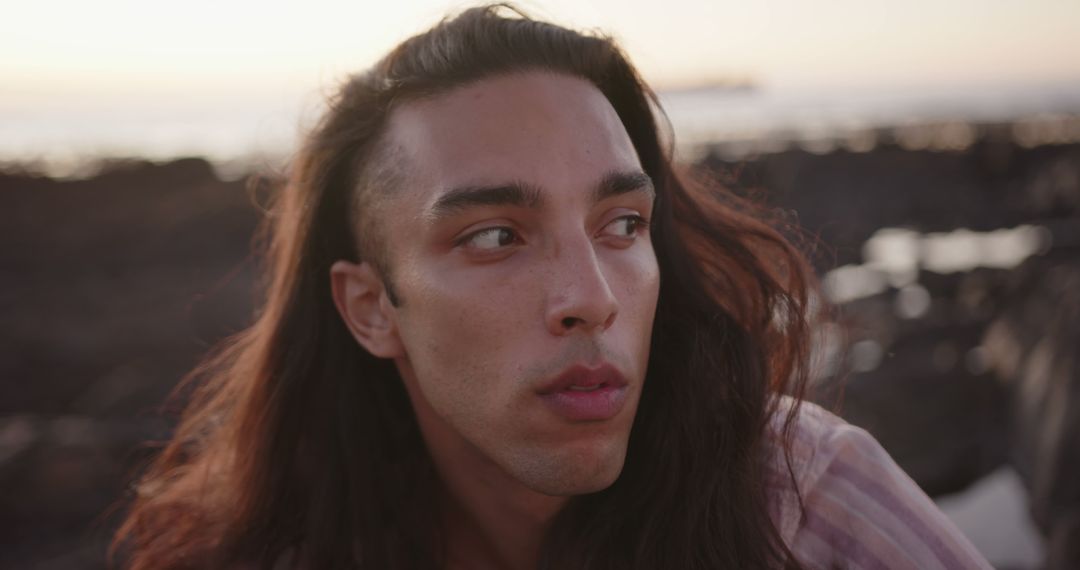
top-left (537, 364), bottom-right (629, 421)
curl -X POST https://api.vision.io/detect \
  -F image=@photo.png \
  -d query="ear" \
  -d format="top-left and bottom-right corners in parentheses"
top-left (330, 260), bottom-right (404, 359)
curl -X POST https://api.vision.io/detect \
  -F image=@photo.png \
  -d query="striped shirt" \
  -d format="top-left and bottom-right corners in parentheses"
top-left (767, 400), bottom-right (993, 570)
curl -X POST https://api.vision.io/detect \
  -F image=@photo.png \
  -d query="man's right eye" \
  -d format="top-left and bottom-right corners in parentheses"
top-left (459, 227), bottom-right (519, 251)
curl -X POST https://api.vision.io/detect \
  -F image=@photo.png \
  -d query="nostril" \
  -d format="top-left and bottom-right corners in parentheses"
top-left (561, 317), bottom-right (581, 329)
top-left (603, 312), bottom-right (617, 329)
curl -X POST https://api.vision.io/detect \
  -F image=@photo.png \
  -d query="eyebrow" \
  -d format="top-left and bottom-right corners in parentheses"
top-left (429, 181), bottom-right (544, 219)
top-left (593, 170), bottom-right (655, 203)
top-left (428, 170), bottom-right (655, 220)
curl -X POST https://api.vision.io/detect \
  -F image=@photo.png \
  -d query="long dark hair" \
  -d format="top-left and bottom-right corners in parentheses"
top-left (113, 5), bottom-right (816, 569)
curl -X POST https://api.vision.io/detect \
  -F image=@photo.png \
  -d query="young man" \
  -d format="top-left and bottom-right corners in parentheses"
top-left (115, 6), bottom-right (991, 569)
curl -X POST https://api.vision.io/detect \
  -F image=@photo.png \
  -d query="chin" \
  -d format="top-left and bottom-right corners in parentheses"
top-left (510, 440), bottom-right (629, 496)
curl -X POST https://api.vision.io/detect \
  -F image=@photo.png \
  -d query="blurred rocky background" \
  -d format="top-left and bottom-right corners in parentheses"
top-left (0, 158), bottom-right (260, 568)
top-left (698, 118), bottom-right (1080, 569)
top-left (3, 119), bottom-right (1079, 569)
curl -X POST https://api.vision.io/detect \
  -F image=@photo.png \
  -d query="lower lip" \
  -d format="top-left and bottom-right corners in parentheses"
top-left (539, 385), bottom-right (627, 421)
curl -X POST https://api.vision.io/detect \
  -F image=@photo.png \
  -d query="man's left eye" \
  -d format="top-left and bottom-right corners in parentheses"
top-left (600, 215), bottom-right (648, 239)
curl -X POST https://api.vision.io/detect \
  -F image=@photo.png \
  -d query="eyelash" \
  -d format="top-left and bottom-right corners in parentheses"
top-left (456, 226), bottom-right (520, 250)
top-left (604, 214), bottom-right (650, 238)
top-left (455, 214), bottom-right (651, 251)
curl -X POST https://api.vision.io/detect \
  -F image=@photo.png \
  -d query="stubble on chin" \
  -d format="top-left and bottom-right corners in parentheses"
top-left (498, 425), bottom-right (633, 497)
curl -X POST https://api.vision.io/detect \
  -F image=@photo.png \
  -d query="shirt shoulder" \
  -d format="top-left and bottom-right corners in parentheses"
top-left (766, 397), bottom-right (993, 570)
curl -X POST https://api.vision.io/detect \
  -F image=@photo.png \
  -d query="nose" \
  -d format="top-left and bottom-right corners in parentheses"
top-left (544, 240), bottom-right (619, 336)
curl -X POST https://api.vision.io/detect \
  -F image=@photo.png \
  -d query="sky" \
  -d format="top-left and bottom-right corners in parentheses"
top-left (2, 0), bottom-right (1079, 165)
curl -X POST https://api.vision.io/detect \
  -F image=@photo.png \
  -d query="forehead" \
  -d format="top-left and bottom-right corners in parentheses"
top-left (382, 71), bottom-right (642, 196)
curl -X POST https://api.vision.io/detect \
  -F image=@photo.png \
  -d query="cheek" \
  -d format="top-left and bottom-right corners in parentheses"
top-left (394, 267), bottom-right (533, 394)
top-left (611, 246), bottom-right (661, 323)
top-left (401, 254), bottom-right (542, 335)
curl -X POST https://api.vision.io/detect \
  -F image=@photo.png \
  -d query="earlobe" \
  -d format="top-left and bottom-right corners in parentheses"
top-left (330, 260), bottom-right (405, 358)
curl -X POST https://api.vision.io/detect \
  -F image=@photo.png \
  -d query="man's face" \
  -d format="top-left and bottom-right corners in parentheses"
top-left (371, 72), bottom-right (660, 496)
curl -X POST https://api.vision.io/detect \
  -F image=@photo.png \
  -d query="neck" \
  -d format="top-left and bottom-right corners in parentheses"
top-left (410, 394), bottom-right (567, 569)
top-left (438, 469), bottom-right (565, 570)
top-left (396, 360), bottom-right (569, 569)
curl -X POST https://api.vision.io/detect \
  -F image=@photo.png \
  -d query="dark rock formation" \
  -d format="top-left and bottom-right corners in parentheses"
top-left (2, 139), bottom-right (1077, 567)
top-left (0, 158), bottom-right (261, 568)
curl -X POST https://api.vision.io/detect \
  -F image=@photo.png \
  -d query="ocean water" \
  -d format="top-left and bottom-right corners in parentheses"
top-left (660, 81), bottom-right (1080, 147)
top-left (3, 81), bottom-right (1080, 176)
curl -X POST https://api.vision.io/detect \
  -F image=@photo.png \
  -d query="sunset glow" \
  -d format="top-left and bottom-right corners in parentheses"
top-left (3, 0), bottom-right (1079, 166)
